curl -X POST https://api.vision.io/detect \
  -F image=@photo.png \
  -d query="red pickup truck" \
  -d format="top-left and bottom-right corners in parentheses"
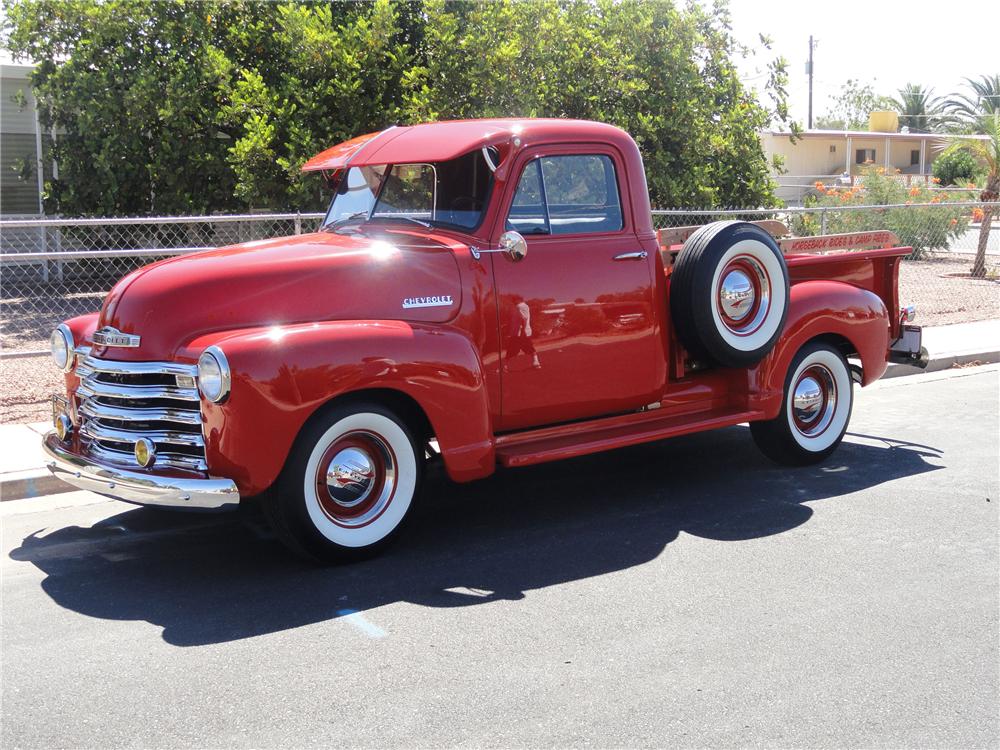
top-left (43, 119), bottom-right (924, 561)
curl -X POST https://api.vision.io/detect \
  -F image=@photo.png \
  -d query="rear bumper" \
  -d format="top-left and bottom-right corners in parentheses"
top-left (41, 432), bottom-right (240, 511)
top-left (889, 324), bottom-right (927, 367)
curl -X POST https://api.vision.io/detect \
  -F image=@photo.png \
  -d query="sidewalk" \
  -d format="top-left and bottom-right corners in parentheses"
top-left (2, 320), bottom-right (997, 502)
top-left (0, 421), bottom-right (69, 500)
top-left (883, 318), bottom-right (1000, 378)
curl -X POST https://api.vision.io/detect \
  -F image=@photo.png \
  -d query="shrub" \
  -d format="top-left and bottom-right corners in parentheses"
top-left (932, 149), bottom-right (983, 186)
top-left (790, 167), bottom-right (971, 258)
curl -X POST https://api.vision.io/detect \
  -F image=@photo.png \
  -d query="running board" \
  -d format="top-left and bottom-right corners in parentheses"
top-left (494, 407), bottom-right (764, 468)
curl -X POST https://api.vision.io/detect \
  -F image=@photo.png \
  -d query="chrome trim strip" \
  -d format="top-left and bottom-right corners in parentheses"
top-left (199, 346), bottom-right (231, 404)
top-left (79, 356), bottom-right (197, 377)
top-left (55, 323), bottom-right (76, 373)
top-left (343, 124), bottom-right (398, 169)
top-left (79, 421), bottom-right (204, 448)
top-left (43, 433), bottom-right (237, 510)
top-left (77, 379), bottom-right (200, 402)
top-left (79, 399), bottom-right (202, 425)
top-left (83, 439), bottom-right (207, 472)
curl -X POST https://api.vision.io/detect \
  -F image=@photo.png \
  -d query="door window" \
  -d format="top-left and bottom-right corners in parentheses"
top-left (506, 154), bottom-right (623, 235)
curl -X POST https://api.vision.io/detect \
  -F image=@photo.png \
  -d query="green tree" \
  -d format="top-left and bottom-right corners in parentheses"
top-left (944, 74), bottom-right (1000, 131)
top-left (890, 83), bottom-right (948, 133)
top-left (815, 79), bottom-right (893, 131)
top-left (3, 0), bottom-right (789, 214)
top-left (403, 0), bottom-right (789, 208)
top-left (938, 115), bottom-right (1000, 277)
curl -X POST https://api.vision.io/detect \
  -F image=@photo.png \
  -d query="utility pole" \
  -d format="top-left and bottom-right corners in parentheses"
top-left (806, 35), bottom-right (815, 129)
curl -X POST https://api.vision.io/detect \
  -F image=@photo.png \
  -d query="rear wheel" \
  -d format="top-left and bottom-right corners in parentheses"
top-left (750, 342), bottom-right (854, 465)
top-left (264, 401), bottom-right (422, 563)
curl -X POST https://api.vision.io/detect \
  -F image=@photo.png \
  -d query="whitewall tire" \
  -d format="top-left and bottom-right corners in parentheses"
top-left (671, 221), bottom-right (790, 368)
top-left (750, 342), bottom-right (854, 465)
top-left (265, 401), bottom-right (423, 562)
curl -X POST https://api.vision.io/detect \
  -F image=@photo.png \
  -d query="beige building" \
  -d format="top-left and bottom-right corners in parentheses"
top-left (762, 129), bottom-right (988, 205)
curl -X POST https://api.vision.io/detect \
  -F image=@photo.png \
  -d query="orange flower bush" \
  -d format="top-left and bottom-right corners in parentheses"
top-left (791, 166), bottom-right (970, 258)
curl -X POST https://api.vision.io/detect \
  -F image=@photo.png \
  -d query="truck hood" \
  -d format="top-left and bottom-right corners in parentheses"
top-left (93, 229), bottom-right (465, 361)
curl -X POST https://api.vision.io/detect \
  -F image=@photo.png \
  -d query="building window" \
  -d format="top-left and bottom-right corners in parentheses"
top-left (829, 145), bottom-right (837, 153)
top-left (911, 149), bottom-right (920, 166)
top-left (856, 148), bottom-right (876, 165)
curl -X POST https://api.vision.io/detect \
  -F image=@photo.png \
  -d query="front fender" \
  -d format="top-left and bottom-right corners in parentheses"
top-left (189, 321), bottom-right (494, 496)
top-left (750, 280), bottom-right (890, 419)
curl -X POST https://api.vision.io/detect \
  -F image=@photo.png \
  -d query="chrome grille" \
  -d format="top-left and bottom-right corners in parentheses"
top-left (74, 354), bottom-right (206, 472)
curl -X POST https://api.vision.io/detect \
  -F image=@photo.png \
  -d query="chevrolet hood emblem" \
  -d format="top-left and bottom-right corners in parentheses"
top-left (91, 326), bottom-right (141, 348)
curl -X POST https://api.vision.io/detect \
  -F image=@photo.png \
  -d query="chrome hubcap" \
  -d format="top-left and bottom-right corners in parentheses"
top-left (316, 431), bottom-right (397, 527)
top-left (791, 365), bottom-right (837, 437)
top-left (325, 447), bottom-right (377, 507)
top-left (792, 376), bottom-right (823, 424)
top-left (719, 269), bottom-right (755, 321)
top-left (717, 255), bottom-right (771, 335)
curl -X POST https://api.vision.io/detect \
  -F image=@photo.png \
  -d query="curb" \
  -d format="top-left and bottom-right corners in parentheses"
top-left (2, 348), bottom-right (997, 503)
top-left (882, 348), bottom-right (998, 379)
top-left (0, 469), bottom-right (70, 502)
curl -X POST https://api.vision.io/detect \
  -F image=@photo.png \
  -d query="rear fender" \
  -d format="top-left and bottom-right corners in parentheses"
top-left (190, 321), bottom-right (494, 496)
top-left (750, 280), bottom-right (889, 419)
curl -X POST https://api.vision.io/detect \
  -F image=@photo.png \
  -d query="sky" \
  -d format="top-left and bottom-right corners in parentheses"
top-left (727, 0), bottom-right (1000, 129)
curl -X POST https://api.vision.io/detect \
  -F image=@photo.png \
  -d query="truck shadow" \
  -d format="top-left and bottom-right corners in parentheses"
top-left (9, 426), bottom-right (941, 647)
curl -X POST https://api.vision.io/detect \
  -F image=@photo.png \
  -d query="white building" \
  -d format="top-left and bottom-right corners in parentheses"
top-left (1, 60), bottom-right (48, 216)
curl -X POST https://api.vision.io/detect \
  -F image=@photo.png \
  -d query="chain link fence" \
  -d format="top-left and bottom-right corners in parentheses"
top-left (1, 204), bottom-right (997, 356)
top-left (1, 212), bottom-right (325, 355)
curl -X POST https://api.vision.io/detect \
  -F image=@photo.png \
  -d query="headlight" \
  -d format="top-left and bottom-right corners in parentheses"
top-left (50, 324), bottom-right (75, 373)
top-left (197, 346), bottom-right (231, 403)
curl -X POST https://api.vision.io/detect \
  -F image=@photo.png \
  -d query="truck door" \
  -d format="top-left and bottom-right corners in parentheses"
top-left (492, 147), bottom-right (661, 431)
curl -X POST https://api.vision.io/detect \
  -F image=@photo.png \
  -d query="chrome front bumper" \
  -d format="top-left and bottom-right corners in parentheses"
top-left (42, 432), bottom-right (240, 511)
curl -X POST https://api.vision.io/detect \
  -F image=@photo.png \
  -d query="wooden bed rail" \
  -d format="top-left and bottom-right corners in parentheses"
top-left (657, 223), bottom-right (900, 256)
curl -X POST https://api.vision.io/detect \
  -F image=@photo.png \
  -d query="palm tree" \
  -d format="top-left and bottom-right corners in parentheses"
top-left (944, 75), bottom-right (1000, 129)
top-left (939, 115), bottom-right (1000, 277)
top-left (891, 83), bottom-right (948, 133)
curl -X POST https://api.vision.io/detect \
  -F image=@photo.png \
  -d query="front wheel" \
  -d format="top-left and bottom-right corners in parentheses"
top-left (264, 401), bottom-right (422, 563)
top-left (750, 342), bottom-right (854, 465)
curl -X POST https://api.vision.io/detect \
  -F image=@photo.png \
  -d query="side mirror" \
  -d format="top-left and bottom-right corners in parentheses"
top-left (498, 231), bottom-right (528, 262)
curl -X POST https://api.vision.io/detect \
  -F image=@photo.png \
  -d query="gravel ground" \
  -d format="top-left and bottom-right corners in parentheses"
top-left (899, 253), bottom-right (1000, 326)
top-left (0, 355), bottom-right (62, 425)
top-left (2, 253), bottom-right (997, 425)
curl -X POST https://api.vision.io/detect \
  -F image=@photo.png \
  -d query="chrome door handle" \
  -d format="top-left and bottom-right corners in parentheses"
top-left (613, 251), bottom-right (648, 261)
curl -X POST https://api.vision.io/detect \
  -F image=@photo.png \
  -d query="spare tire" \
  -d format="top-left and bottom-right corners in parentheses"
top-left (670, 221), bottom-right (789, 368)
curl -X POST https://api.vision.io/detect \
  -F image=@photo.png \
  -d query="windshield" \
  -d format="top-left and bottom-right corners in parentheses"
top-left (323, 148), bottom-right (494, 232)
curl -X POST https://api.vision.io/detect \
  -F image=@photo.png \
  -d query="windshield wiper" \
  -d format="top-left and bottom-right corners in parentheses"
top-left (372, 215), bottom-right (432, 229)
top-left (327, 210), bottom-right (370, 227)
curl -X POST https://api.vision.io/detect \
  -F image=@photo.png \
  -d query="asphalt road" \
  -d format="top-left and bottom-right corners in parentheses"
top-left (3, 366), bottom-right (998, 749)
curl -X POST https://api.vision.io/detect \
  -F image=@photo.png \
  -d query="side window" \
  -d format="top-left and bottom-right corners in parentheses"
top-left (506, 160), bottom-right (548, 234)
top-left (506, 154), bottom-right (623, 235)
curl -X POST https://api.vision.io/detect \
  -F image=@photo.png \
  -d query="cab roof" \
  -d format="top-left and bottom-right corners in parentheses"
top-left (301, 118), bottom-right (631, 172)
